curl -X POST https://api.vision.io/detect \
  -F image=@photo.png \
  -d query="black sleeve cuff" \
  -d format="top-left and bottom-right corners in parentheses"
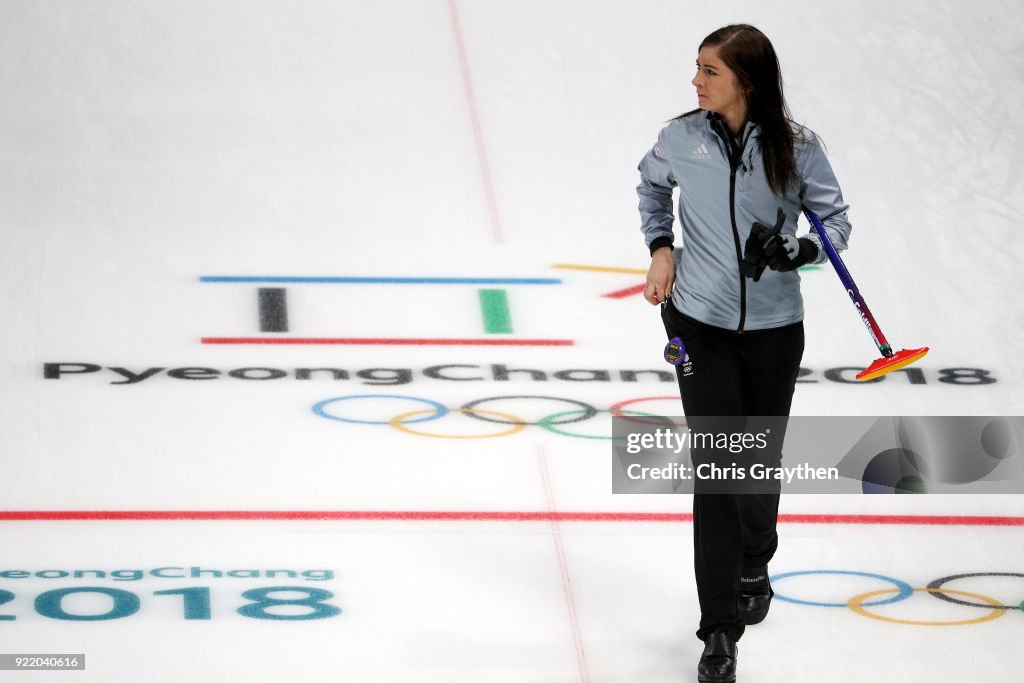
top-left (796, 237), bottom-right (819, 267)
top-left (649, 236), bottom-right (674, 256)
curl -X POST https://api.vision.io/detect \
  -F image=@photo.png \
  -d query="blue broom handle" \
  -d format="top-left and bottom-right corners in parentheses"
top-left (803, 208), bottom-right (892, 357)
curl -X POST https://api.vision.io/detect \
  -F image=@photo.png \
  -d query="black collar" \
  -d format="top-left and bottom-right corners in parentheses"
top-left (708, 113), bottom-right (752, 168)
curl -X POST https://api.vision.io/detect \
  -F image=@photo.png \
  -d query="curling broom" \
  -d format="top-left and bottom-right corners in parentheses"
top-left (803, 208), bottom-right (929, 381)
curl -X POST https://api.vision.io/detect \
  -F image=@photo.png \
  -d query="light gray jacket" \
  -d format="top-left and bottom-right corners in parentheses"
top-left (637, 111), bottom-right (852, 331)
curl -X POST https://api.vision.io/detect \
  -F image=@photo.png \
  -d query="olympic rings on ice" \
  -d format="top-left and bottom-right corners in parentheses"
top-left (771, 570), bottom-right (1024, 626)
top-left (772, 570), bottom-right (913, 607)
top-left (926, 572), bottom-right (1024, 610)
top-left (538, 409), bottom-right (665, 439)
top-left (848, 588), bottom-right (1005, 626)
top-left (313, 394), bottom-right (448, 425)
top-left (460, 395), bottom-right (597, 426)
top-left (389, 408), bottom-right (526, 439)
top-left (311, 393), bottom-right (685, 439)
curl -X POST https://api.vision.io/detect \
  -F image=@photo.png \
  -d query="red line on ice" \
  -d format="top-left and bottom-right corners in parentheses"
top-left (201, 337), bottom-right (574, 346)
top-left (602, 283), bottom-right (646, 299)
top-left (538, 446), bottom-right (591, 683)
top-left (448, 0), bottom-right (503, 244)
top-left (1, 511), bottom-right (1022, 526)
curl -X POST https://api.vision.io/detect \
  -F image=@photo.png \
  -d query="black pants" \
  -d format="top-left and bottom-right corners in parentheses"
top-left (661, 301), bottom-right (804, 642)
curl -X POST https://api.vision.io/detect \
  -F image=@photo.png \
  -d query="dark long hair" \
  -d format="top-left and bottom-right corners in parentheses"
top-left (689, 24), bottom-right (804, 196)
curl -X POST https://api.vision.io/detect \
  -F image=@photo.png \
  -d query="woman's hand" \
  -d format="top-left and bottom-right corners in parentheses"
top-left (644, 247), bottom-right (675, 305)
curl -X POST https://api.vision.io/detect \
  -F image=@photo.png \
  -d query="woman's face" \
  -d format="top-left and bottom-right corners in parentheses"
top-left (692, 46), bottom-right (747, 121)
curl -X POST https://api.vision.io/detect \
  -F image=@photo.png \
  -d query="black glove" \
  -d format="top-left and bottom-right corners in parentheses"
top-left (764, 233), bottom-right (819, 271)
top-left (740, 207), bottom-right (785, 282)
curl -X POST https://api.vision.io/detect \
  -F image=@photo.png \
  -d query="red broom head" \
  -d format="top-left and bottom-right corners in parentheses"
top-left (856, 347), bottom-right (930, 381)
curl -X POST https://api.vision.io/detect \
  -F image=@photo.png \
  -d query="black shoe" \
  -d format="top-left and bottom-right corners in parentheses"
top-left (697, 630), bottom-right (737, 683)
top-left (738, 570), bottom-right (773, 625)
top-left (738, 586), bottom-right (773, 625)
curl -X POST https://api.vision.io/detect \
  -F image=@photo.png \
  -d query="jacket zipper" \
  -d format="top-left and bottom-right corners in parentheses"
top-left (712, 116), bottom-right (751, 333)
top-left (728, 166), bottom-right (746, 333)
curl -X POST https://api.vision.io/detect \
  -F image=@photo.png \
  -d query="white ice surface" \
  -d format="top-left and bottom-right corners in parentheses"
top-left (1, 1), bottom-right (1023, 681)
